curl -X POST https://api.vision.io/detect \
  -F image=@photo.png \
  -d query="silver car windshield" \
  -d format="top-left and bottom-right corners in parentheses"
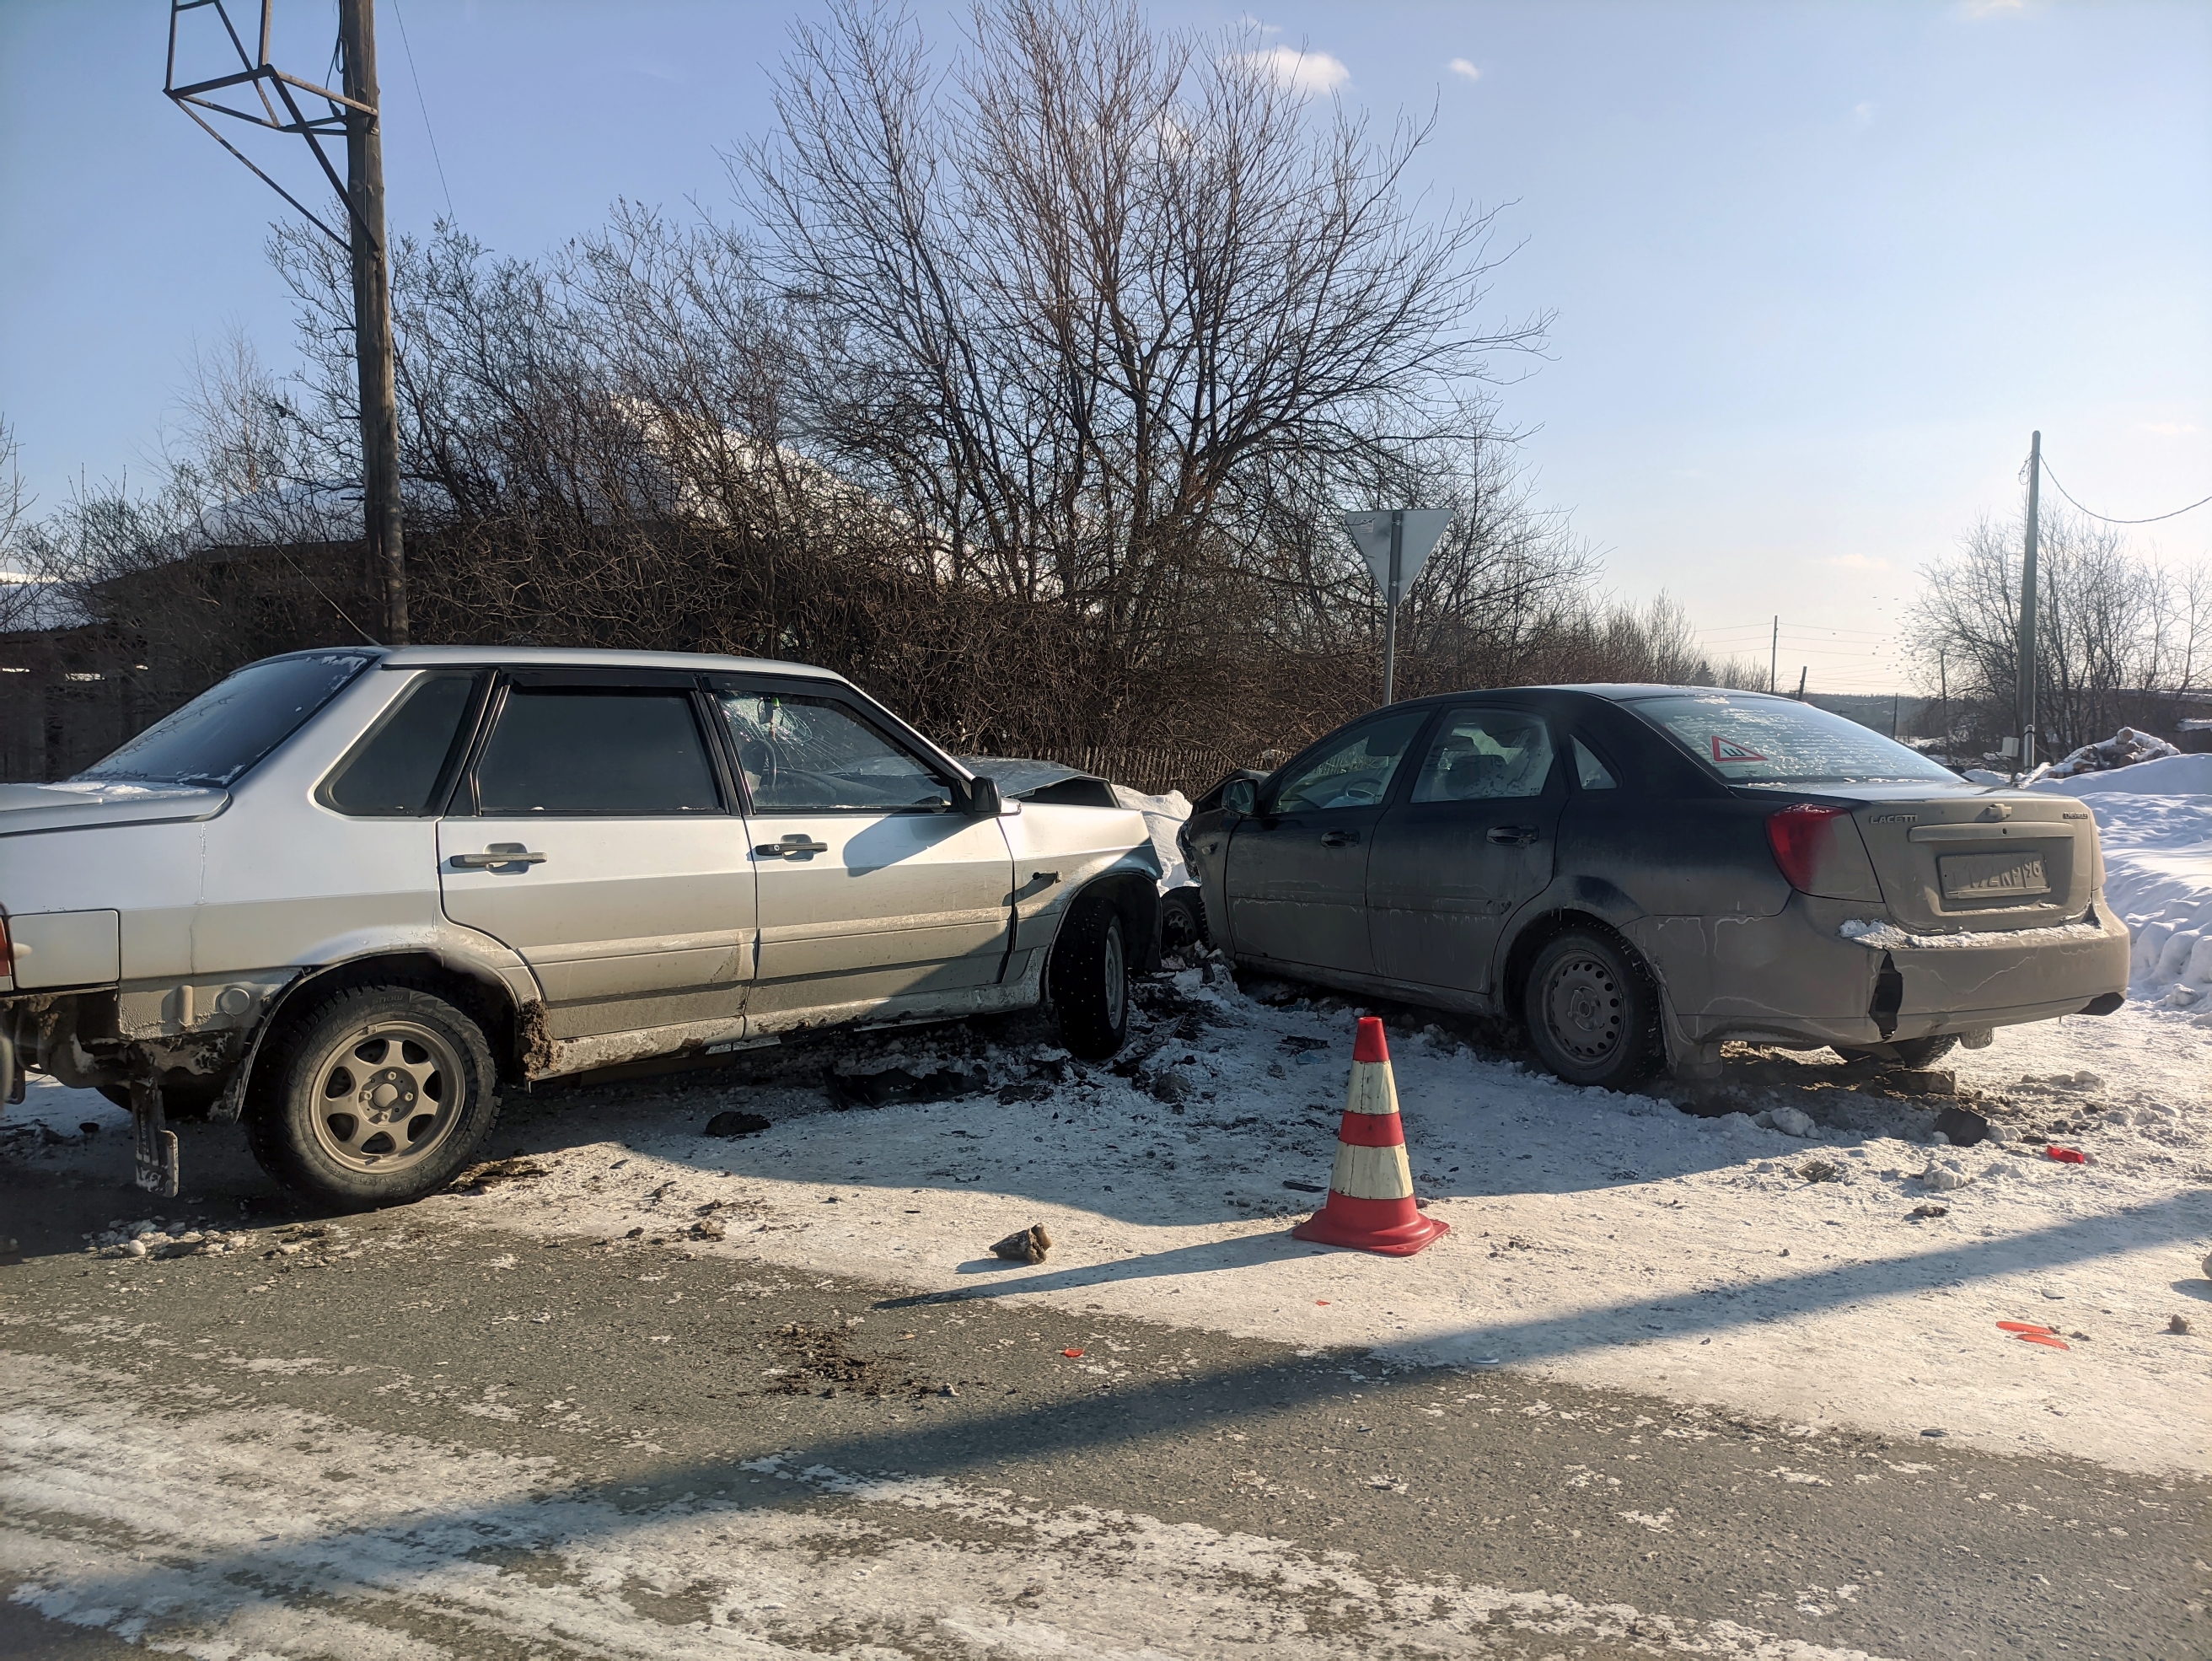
top-left (1634, 694), bottom-right (1961, 787)
top-left (76, 653), bottom-right (374, 788)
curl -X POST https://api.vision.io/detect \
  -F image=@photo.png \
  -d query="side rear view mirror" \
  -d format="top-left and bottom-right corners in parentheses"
top-left (1221, 777), bottom-right (1257, 816)
top-left (963, 775), bottom-right (1002, 817)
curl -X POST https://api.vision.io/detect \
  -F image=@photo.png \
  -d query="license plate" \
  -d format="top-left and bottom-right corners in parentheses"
top-left (1940, 849), bottom-right (2049, 901)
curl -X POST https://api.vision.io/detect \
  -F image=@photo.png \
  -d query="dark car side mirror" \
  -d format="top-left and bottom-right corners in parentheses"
top-left (1221, 777), bottom-right (1257, 816)
top-left (962, 775), bottom-right (1002, 817)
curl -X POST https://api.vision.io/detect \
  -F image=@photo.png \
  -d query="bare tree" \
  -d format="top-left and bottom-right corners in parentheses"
top-left (1907, 507), bottom-right (2211, 758)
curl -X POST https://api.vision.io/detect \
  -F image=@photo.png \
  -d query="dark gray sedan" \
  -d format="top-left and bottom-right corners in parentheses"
top-left (1180, 686), bottom-right (2130, 1089)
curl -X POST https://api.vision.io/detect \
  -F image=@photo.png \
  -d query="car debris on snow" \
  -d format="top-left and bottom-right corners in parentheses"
top-left (991, 1223), bottom-right (1054, 1264)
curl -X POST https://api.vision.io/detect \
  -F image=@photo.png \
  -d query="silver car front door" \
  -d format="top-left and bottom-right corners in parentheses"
top-left (1366, 707), bottom-right (1565, 997)
top-left (715, 686), bottom-right (1013, 1028)
top-left (438, 681), bottom-right (756, 1040)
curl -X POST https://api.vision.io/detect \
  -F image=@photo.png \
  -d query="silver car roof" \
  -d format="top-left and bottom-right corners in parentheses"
top-left (372, 646), bottom-right (846, 680)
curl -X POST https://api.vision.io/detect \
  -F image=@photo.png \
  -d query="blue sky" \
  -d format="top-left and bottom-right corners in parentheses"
top-left (3, 0), bottom-right (2205, 693)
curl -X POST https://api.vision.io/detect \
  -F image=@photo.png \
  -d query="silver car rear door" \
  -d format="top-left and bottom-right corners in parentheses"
top-left (437, 673), bottom-right (756, 1040)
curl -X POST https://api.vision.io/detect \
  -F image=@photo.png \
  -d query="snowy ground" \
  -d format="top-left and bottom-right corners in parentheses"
top-left (20, 977), bottom-right (2207, 1483)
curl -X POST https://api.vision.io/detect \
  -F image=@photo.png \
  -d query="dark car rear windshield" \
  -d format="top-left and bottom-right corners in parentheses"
top-left (1632, 693), bottom-right (1961, 787)
top-left (77, 653), bottom-right (374, 788)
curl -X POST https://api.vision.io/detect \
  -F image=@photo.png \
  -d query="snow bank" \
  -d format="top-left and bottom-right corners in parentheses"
top-left (2031, 750), bottom-right (2212, 799)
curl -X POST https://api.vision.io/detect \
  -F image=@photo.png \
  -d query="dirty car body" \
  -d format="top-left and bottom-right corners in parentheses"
top-left (1180, 686), bottom-right (2130, 1088)
top-left (0, 648), bottom-right (1159, 1205)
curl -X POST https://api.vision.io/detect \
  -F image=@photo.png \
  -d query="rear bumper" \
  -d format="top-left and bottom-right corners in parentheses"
top-left (1627, 896), bottom-right (2132, 1051)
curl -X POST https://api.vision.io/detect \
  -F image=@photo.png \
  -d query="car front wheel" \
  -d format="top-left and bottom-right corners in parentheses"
top-left (1051, 894), bottom-right (1130, 1060)
top-left (247, 984), bottom-right (502, 1209)
top-left (1523, 929), bottom-right (1662, 1091)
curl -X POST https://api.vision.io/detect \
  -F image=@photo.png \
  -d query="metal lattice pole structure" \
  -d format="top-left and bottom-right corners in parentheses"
top-left (165, 0), bottom-right (409, 643)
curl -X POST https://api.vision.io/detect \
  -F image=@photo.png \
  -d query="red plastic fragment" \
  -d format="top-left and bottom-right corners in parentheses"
top-left (1997, 1321), bottom-right (2058, 1335)
top-left (1316, 1299), bottom-right (1330, 1306)
top-left (2044, 1145), bottom-right (2086, 1164)
top-left (1061, 1348), bottom-right (1084, 1358)
top-left (2016, 1332), bottom-right (2070, 1351)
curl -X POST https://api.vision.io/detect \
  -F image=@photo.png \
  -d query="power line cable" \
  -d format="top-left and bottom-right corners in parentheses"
top-left (388, 0), bottom-right (455, 221)
top-left (2038, 454), bottom-right (2211, 526)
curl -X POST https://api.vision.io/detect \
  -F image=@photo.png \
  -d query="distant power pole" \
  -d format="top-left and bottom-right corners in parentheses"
top-left (338, 0), bottom-right (408, 644)
top-left (165, 0), bottom-right (410, 644)
top-left (1793, 665), bottom-right (1807, 701)
top-left (1938, 648), bottom-right (1950, 752)
top-left (1769, 615), bottom-right (1778, 694)
top-left (2016, 430), bottom-right (2042, 777)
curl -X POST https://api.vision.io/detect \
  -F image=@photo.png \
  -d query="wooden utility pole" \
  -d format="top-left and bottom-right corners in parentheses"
top-left (2016, 429), bottom-right (2042, 777)
top-left (1769, 616), bottom-right (1778, 694)
top-left (339, 0), bottom-right (408, 644)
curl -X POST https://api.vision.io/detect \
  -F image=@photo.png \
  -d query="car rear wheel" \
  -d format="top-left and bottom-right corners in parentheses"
top-left (1833, 1035), bottom-right (1960, 1070)
top-left (247, 984), bottom-right (501, 1210)
top-left (1523, 929), bottom-right (1661, 1091)
top-left (1051, 894), bottom-right (1130, 1060)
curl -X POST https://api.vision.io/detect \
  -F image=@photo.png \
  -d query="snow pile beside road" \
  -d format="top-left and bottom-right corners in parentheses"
top-left (2034, 757), bottom-right (2212, 999)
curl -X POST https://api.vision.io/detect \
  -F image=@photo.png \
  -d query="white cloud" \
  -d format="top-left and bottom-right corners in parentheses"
top-left (2138, 421), bottom-right (2199, 437)
top-left (1964, 0), bottom-right (2026, 16)
top-left (1235, 13), bottom-right (1283, 36)
top-left (1237, 46), bottom-right (1350, 96)
top-left (1824, 554), bottom-right (1892, 572)
top-left (1852, 101), bottom-right (1876, 123)
top-left (1447, 58), bottom-right (1480, 82)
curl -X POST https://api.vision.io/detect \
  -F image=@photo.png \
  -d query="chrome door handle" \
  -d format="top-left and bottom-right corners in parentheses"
top-left (1319, 829), bottom-right (1360, 848)
top-left (1487, 825), bottom-right (1538, 847)
top-left (450, 843), bottom-right (546, 868)
top-left (754, 834), bottom-right (830, 857)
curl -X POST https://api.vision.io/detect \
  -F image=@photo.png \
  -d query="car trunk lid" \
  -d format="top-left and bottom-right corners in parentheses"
top-left (0, 780), bottom-right (230, 839)
top-left (1846, 787), bottom-right (2096, 933)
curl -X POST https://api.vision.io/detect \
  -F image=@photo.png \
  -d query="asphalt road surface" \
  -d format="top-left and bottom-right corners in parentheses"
top-left (3, 1111), bottom-right (2203, 1661)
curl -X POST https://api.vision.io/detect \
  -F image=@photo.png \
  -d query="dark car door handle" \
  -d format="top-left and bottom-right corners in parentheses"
top-left (754, 834), bottom-right (830, 857)
top-left (1487, 825), bottom-right (1539, 847)
top-left (1319, 829), bottom-right (1360, 848)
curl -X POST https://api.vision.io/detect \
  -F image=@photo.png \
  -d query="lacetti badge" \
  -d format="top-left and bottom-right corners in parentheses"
top-left (1710, 735), bottom-right (1767, 763)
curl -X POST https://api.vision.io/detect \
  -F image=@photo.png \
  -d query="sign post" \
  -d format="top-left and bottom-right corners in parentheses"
top-left (1342, 509), bottom-right (1453, 704)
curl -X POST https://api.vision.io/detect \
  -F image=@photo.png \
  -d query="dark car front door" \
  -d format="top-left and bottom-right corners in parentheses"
top-left (1367, 705), bottom-right (1566, 998)
top-left (1223, 709), bottom-right (1428, 976)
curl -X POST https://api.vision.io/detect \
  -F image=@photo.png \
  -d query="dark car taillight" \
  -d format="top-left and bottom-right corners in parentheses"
top-left (0, 911), bottom-right (12, 977)
top-left (1766, 804), bottom-right (1855, 893)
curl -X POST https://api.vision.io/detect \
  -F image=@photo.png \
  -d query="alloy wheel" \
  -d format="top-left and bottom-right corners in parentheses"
top-left (305, 1019), bottom-right (464, 1174)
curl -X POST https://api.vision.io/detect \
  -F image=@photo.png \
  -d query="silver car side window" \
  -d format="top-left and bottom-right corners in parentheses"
top-left (1270, 712), bottom-right (1427, 814)
top-left (718, 691), bottom-right (953, 813)
top-left (1409, 710), bottom-right (1555, 804)
top-left (1572, 736), bottom-right (1618, 791)
top-left (472, 689), bottom-right (722, 815)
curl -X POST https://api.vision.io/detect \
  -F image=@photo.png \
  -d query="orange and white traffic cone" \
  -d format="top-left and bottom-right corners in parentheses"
top-left (1291, 1017), bottom-right (1448, 1257)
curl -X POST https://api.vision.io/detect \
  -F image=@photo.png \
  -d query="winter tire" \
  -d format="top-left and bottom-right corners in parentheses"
top-left (1524, 928), bottom-right (1661, 1092)
top-left (1051, 893), bottom-right (1130, 1061)
top-left (1160, 887), bottom-right (1211, 958)
top-left (1834, 1035), bottom-right (1960, 1070)
top-left (247, 984), bottom-right (501, 1210)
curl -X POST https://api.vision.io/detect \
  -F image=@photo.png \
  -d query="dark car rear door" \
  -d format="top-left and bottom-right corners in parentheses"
top-left (1223, 708), bottom-right (1429, 975)
top-left (1366, 704), bottom-right (1565, 997)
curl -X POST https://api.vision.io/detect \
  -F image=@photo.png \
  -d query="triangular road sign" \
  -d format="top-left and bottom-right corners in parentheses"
top-left (1342, 509), bottom-right (1454, 601)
